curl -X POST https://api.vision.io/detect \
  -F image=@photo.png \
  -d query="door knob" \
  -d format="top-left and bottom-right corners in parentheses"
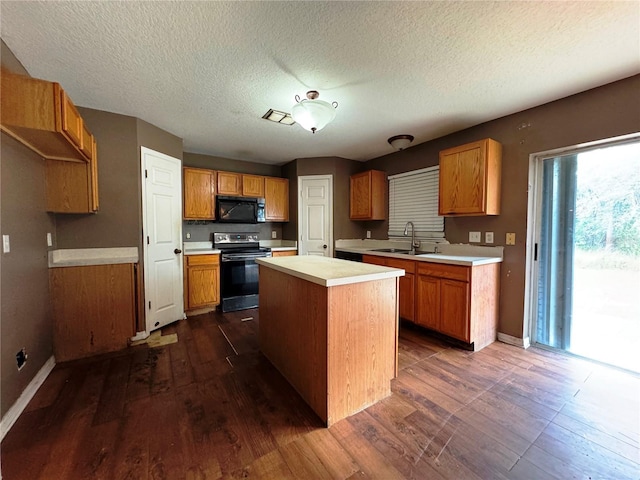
top-left (323, 245), bottom-right (327, 249)
top-left (174, 248), bottom-right (182, 254)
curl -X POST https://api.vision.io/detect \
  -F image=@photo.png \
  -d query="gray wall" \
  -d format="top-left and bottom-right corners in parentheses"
top-left (1, 40), bottom-right (57, 417)
top-left (55, 108), bottom-right (139, 248)
top-left (365, 75), bottom-right (640, 339)
top-left (282, 156), bottom-right (367, 242)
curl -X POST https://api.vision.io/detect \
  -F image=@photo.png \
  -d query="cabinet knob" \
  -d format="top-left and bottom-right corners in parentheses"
top-left (323, 244), bottom-right (327, 249)
top-left (174, 248), bottom-right (182, 254)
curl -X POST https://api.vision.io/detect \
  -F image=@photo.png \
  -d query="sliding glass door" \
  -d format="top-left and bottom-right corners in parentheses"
top-left (532, 139), bottom-right (640, 372)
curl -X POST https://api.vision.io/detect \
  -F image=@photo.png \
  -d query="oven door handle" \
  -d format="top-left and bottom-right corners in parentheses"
top-left (221, 255), bottom-right (265, 262)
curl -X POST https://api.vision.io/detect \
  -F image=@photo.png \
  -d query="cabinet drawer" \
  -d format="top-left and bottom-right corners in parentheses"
top-left (385, 257), bottom-right (416, 274)
top-left (363, 254), bottom-right (387, 266)
top-left (186, 254), bottom-right (219, 266)
top-left (417, 262), bottom-right (469, 282)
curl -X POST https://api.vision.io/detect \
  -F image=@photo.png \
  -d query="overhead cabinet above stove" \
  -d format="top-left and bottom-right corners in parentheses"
top-left (182, 166), bottom-right (289, 222)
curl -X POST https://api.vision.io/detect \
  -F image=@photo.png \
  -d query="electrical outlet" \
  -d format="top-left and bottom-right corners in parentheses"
top-left (186, 232), bottom-right (191, 239)
top-left (506, 233), bottom-right (516, 245)
top-left (16, 348), bottom-right (27, 370)
top-left (271, 231), bottom-right (277, 239)
top-left (469, 231), bottom-right (481, 243)
top-left (485, 232), bottom-right (494, 244)
top-left (47, 232), bottom-right (53, 246)
top-left (366, 230), bottom-right (371, 239)
top-left (2, 234), bottom-right (10, 253)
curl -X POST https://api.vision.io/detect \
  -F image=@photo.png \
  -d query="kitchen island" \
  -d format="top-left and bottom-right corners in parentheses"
top-left (256, 256), bottom-right (404, 426)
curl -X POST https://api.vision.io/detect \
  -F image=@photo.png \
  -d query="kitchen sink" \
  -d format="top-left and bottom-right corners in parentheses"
top-left (370, 248), bottom-right (412, 253)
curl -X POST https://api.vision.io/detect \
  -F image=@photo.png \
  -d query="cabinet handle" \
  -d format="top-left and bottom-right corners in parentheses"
top-left (174, 248), bottom-right (182, 254)
top-left (323, 245), bottom-right (327, 249)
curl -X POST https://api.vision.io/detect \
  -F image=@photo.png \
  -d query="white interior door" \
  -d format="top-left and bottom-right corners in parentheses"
top-left (141, 147), bottom-right (184, 332)
top-left (298, 175), bottom-right (333, 256)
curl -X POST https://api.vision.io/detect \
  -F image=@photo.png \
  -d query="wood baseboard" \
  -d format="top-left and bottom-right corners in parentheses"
top-left (497, 332), bottom-right (530, 349)
top-left (1, 355), bottom-right (56, 441)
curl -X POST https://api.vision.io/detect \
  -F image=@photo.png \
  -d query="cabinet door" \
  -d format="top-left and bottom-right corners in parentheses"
top-left (80, 122), bottom-right (94, 160)
top-left (217, 171), bottom-right (242, 196)
top-left (59, 88), bottom-right (84, 149)
top-left (350, 171), bottom-right (371, 219)
top-left (439, 279), bottom-right (470, 342)
top-left (89, 138), bottom-right (99, 212)
top-left (439, 138), bottom-right (501, 216)
top-left (183, 167), bottom-right (215, 220)
top-left (50, 264), bottom-right (136, 362)
top-left (399, 272), bottom-right (415, 322)
top-left (416, 274), bottom-right (440, 330)
top-left (272, 250), bottom-right (297, 257)
top-left (187, 265), bottom-right (219, 309)
top-left (265, 177), bottom-right (289, 221)
top-left (350, 170), bottom-right (386, 220)
top-left (242, 174), bottom-right (265, 197)
top-left (363, 255), bottom-right (387, 266)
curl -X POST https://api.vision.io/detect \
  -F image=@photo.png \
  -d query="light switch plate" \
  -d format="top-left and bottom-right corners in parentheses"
top-left (469, 231), bottom-right (481, 243)
top-left (2, 235), bottom-right (10, 253)
top-left (506, 233), bottom-right (516, 245)
top-left (485, 232), bottom-right (494, 244)
top-left (47, 232), bottom-right (53, 247)
top-left (366, 230), bottom-right (371, 239)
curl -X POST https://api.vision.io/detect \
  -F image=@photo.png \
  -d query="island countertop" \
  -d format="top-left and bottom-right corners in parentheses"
top-left (256, 255), bottom-right (404, 287)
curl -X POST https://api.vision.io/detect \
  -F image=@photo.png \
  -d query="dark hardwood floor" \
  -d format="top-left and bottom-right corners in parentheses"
top-left (2, 309), bottom-right (639, 479)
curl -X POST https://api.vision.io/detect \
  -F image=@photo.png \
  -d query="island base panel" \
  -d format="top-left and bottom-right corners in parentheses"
top-left (259, 266), bottom-right (397, 426)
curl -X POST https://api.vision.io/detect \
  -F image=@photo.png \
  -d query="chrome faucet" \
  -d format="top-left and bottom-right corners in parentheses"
top-left (403, 222), bottom-right (420, 253)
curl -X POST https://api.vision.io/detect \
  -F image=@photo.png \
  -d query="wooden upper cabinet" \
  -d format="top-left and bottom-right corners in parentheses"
top-left (217, 171), bottom-right (242, 196)
top-left (265, 177), bottom-right (289, 222)
top-left (1, 71), bottom-right (94, 163)
top-left (438, 138), bottom-right (502, 216)
top-left (45, 136), bottom-right (99, 214)
top-left (242, 174), bottom-right (265, 197)
top-left (183, 167), bottom-right (216, 220)
top-left (350, 170), bottom-right (386, 220)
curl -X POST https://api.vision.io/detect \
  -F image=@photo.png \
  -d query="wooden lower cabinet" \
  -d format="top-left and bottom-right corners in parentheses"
top-left (50, 263), bottom-right (136, 362)
top-left (363, 255), bottom-right (415, 322)
top-left (416, 261), bottom-right (499, 350)
top-left (184, 254), bottom-right (220, 311)
top-left (271, 250), bottom-right (297, 257)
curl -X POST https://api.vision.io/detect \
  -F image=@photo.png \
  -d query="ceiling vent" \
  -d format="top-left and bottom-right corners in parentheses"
top-left (262, 109), bottom-right (295, 125)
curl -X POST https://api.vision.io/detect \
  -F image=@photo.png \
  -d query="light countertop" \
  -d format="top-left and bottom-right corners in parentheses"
top-left (335, 241), bottom-right (503, 267)
top-left (48, 247), bottom-right (139, 267)
top-left (256, 255), bottom-right (404, 287)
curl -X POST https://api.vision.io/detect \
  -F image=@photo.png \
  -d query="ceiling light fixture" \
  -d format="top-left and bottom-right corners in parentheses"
top-left (291, 91), bottom-right (338, 133)
top-left (262, 109), bottom-right (295, 125)
top-left (388, 134), bottom-right (414, 151)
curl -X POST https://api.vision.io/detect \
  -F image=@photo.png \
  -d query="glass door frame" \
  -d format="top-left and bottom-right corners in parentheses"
top-left (524, 132), bottom-right (640, 350)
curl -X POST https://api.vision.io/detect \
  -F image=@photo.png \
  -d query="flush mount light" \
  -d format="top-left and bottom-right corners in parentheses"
top-left (262, 109), bottom-right (295, 125)
top-left (388, 134), bottom-right (414, 151)
top-left (291, 91), bottom-right (338, 133)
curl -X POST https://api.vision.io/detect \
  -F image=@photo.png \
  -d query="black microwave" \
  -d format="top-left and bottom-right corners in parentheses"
top-left (216, 195), bottom-right (266, 223)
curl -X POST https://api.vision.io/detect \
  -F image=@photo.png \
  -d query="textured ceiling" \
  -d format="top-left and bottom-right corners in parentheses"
top-left (1, 1), bottom-right (638, 165)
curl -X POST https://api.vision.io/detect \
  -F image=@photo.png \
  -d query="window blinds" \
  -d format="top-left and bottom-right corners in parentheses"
top-left (388, 166), bottom-right (444, 240)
